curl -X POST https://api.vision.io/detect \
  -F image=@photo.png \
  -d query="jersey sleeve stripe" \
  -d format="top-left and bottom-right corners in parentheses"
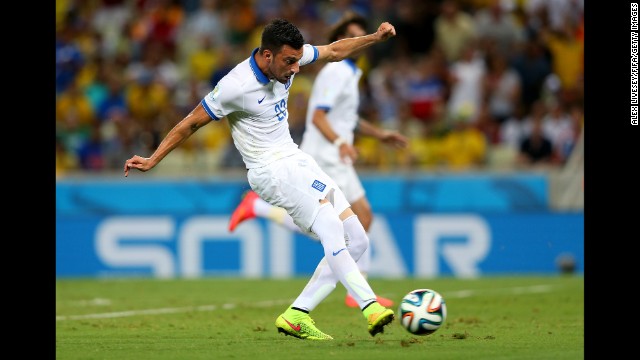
top-left (200, 99), bottom-right (220, 120)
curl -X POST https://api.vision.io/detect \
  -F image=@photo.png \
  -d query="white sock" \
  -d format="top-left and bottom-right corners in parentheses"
top-left (357, 246), bottom-right (371, 276)
top-left (343, 215), bottom-right (371, 297)
top-left (291, 257), bottom-right (336, 311)
top-left (342, 215), bottom-right (369, 262)
top-left (291, 203), bottom-right (376, 311)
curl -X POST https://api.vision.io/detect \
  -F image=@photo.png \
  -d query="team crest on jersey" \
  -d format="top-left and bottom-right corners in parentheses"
top-left (311, 180), bottom-right (326, 192)
top-left (208, 85), bottom-right (221, 101)
top-left (284, 78), bottom-right (291, 90)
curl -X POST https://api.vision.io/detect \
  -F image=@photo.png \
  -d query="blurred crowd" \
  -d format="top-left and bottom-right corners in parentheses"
top-left (55, 0), bottom-right (584, 177)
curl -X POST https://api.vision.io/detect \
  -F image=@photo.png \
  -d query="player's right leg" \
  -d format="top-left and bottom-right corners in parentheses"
top-left (309, 203), bottom-right (394, 336)
top-left (343, 196), bottom-right (394, 308)
top-left (321, 164), bottom-right (394, 308)
top-left (344, 247), bottom-right (395, 308)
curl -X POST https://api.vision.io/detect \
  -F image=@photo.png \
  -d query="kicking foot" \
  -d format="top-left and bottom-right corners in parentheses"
top-left (363, 302), bottom-right (395, 337)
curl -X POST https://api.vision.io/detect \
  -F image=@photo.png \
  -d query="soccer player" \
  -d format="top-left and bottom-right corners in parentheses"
top-left (124, 18), bottom-right (397, 340)
top-left (228, 12), bottom-right (408, 309)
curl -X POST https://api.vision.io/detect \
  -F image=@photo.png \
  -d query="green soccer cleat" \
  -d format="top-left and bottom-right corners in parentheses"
top-left (275, 307), bottom-right (334, 340)
top-left (363, 302), bottom-right (395, 336)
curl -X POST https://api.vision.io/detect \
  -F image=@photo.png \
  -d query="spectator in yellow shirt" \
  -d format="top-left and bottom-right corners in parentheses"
top-left (439, 117), bottom-right (487, 170)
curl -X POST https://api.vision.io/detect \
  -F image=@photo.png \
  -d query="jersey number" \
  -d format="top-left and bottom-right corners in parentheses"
top-left (275, 99), bottom-right (287, 121)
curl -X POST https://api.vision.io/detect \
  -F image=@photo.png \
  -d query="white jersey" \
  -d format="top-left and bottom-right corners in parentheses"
top-left (201, 45), bottom-right (319, 169)
top-left (299, 59), bottom-right (362, 165)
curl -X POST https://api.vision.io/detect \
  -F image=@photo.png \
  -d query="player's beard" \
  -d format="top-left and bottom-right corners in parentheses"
top-left (275, 70), bottom-right (292, 84)
top-left (280, 74), bottom-right (292, 84)
top-left (268, 64), bottom-right (292, 84)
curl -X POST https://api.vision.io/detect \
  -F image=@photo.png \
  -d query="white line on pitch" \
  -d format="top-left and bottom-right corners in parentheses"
top-left (445, 284), bottom-right (555, 298)
top-left (56, 299), bottom-right (292, 321)
top-left (56, 284), bottom-right (556, 321)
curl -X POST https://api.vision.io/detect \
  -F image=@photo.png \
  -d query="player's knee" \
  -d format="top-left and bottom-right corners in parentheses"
top-left (311, 203), bottom-right (345, 248)
top-left (343, 215), bottom-right (369, 261)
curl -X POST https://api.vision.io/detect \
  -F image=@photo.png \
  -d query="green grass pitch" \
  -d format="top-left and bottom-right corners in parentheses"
top-left (56, 275), bottom-right (584, 360)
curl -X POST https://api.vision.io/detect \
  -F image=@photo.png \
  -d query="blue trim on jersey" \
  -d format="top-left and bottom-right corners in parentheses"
top-left (316, 105), bottom-right (331, 112)
top-left (249, 48), bottom-right (270, 85)
top-left (200, 99), bottom-right (219, 120)
top-left (311, 46), bottom-right (319, 63)
top-left (344, 58), bottom-right (357, 73)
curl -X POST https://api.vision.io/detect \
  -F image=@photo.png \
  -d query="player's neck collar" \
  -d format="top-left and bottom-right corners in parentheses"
top-left (249, 48), bottom-right (270, 85)
top-left (344, 58), bottom-right (358, 73)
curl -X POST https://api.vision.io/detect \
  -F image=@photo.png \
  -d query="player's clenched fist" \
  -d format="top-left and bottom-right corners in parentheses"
top-left (376, 22), bottom-right (396, 41)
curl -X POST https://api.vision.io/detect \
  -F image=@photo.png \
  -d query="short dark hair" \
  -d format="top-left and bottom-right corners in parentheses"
top-left (260, 18), bottom-right (305, 54)
top-left (327, 11), bottom-right (368, 43)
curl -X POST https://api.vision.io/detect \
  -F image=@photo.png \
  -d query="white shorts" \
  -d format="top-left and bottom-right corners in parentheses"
top-left (317, 159), bottom-right (365, 204)
top-left (247, 151), bottom-right (351, 235)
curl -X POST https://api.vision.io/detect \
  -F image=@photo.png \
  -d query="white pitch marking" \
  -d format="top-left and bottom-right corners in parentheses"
top-left (57, 306), bottom-right (201, 321)
top-left (56, 284), bottom-right (557, 321)
top-left (447, 289), bottom-right (475, 298)
top-left (68, 298), bottom-right (112, 306)
top-left (56, 299), bottom-right (292, 321)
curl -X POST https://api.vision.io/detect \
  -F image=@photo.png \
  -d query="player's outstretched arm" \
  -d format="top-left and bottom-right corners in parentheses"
top-left (315, 22), bottom-right (396, 63)
top-left (124, 103), bottom-right (212, 177)
top-left (356, 119), bottom-right (409, 150)
top-left (311, 108), bottom-right (358, 164)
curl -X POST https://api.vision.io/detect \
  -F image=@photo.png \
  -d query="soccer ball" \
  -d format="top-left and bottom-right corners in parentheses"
top-left (398, 288), bottom-right (447, 336)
